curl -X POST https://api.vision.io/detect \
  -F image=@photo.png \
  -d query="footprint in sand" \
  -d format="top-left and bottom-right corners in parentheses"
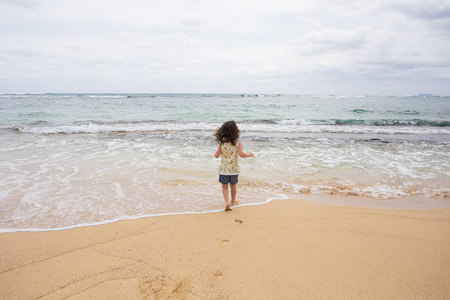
top-left (218, 239), bottom-right (230, 248)
top-left (234, 219), bottom-right (243, 224)
top-left (139, 275), bottom-right (192, 300)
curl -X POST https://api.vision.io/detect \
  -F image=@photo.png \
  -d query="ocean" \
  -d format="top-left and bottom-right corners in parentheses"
top-left (1, 93), bottom-right (449, 232)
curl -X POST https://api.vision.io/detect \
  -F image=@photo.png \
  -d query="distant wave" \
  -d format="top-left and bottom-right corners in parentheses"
top-left (87, 95), bottom-right (129, 99)
top-left (347, 109), bottom-right (423, 116)
top-left (273, 119), bottom-right (450, 126)
top-left (387, 110), bottom-right (421, 116)
top-left (348, 109), bottom-right (374, 114)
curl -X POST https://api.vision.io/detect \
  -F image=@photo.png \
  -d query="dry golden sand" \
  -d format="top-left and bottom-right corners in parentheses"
top-left (1, 199), bottom-right (449, 299)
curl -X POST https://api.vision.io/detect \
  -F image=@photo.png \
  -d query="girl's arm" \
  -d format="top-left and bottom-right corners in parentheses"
top-left (214, 144), bottom-right (222, 158)
top-left (238, 141), bottom-right (255, 158)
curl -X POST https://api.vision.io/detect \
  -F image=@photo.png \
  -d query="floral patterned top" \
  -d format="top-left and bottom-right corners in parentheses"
top-left (218, 142), bottom-right (240, 175)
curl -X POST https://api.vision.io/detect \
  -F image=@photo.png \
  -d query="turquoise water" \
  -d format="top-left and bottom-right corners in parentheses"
top-left (1, 94), bottom-right (449, 231)
top-left (2, 94), bottom-right (449, 126)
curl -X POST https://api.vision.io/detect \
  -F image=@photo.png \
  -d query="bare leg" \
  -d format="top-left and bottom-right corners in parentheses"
top-left (230, 184), bottom-right (238, 206)
top-left (222, 184), bottom-right (231, 211)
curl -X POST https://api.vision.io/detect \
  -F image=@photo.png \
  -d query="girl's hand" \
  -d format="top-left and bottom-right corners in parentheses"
top-left (214, 144), bottom-right (222, 158)
top-left (238, 142), bottom-right (255, 158)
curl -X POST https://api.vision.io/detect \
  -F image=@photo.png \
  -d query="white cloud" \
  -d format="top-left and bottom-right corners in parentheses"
top-left (0, 0), bottom-right (449, 94)
top-left (383, 0), bottom-right (450, 20)
top-left (0, 0), bottom-right (38, 9)
top-left (182, 11), bottom-right (208, 27)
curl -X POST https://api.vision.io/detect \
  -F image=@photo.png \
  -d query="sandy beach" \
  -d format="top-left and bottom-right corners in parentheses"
top-left (1, 198), bottom-right (449, 300)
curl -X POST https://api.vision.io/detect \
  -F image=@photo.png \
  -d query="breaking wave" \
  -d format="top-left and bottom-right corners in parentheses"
top-left (12, 119), bottom-right (450, 136)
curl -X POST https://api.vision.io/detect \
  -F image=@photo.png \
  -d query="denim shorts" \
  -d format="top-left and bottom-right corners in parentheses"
top-left (219, 174), bottom-right (239, 185)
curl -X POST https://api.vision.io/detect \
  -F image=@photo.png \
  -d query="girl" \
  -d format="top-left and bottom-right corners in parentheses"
top-left (214, 120), bottom-right (255, 211)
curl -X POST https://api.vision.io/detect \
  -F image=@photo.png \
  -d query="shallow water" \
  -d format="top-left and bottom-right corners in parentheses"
top-left (1, 94), bottom-right (449, 231)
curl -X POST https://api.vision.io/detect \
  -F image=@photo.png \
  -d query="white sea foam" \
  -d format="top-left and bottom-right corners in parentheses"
top-left (1, 175), bottom-right (448, 232)
top-left (13, 122), bottom-right (219, 134)
top-left (13, 121), bottom-right (450, 136)
top-left (287, 181), bottom-right (449, 199)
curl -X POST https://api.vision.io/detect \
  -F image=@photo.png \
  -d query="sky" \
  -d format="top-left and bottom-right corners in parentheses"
top-left (0, 0), bottom-right (449, 95)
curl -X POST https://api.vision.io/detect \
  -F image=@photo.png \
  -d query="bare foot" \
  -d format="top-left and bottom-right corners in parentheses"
top-left (231, 201), bottom-right (240, 206)
top-left (225, 204), bottom-right (232, 211)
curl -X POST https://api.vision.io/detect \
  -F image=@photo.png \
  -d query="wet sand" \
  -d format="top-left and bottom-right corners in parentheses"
top-left (1, 198), bottom-right (449, 299)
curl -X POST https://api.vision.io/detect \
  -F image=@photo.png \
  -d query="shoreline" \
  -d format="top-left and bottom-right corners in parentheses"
top-left (1, 194), bottom-right (449, 233)
top-left (1, 198), bottom-right (449, 299)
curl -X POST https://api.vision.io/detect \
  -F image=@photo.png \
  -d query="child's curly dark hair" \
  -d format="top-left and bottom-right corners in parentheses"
top-left (214, 120), bottom-right (240, 146)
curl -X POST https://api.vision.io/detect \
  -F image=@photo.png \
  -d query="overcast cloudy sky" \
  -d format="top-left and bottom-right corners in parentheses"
top-left (1, 0), bottom-right (449, 95)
